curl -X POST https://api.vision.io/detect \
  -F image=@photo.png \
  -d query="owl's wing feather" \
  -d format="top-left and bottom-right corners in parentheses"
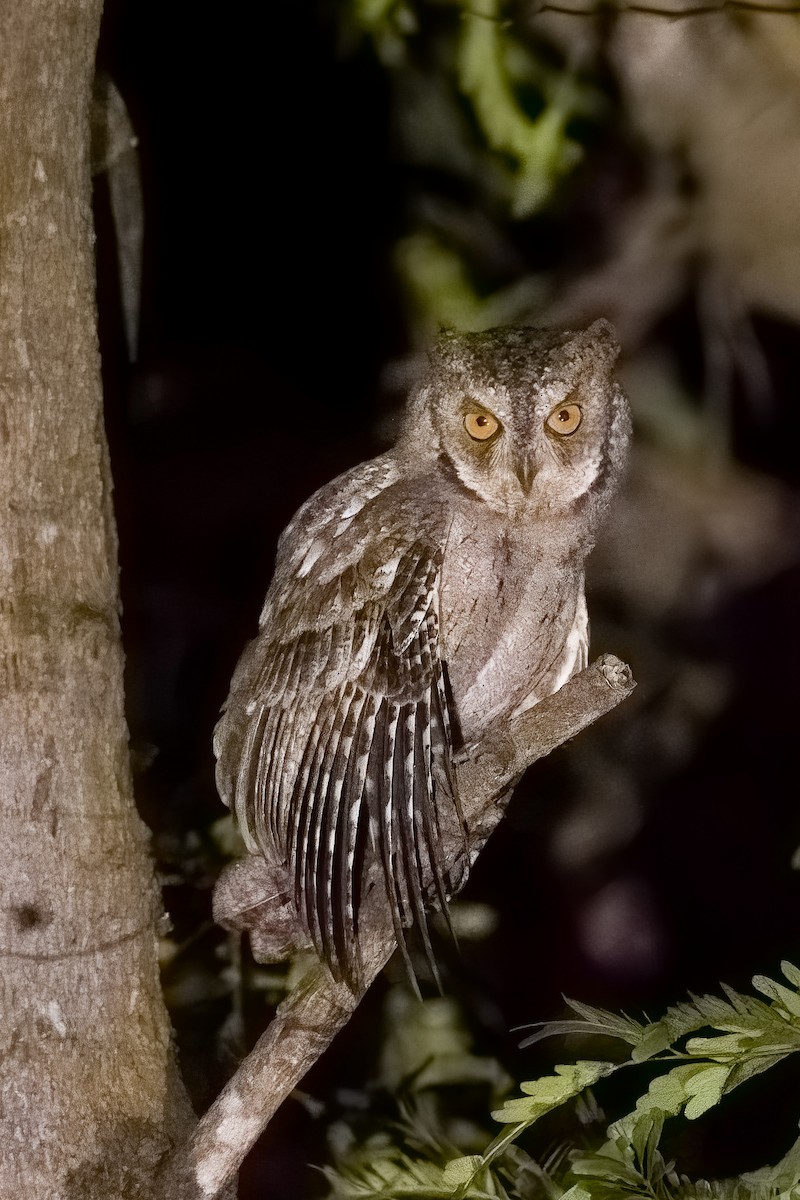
top-left (216, 517), bottom-right (463, 988)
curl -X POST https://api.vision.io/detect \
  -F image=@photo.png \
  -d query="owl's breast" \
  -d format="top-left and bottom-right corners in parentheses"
top-left (439, 511), bottom-right (587, 743)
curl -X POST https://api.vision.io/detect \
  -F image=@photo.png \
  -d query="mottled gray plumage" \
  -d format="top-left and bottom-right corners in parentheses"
top-left (214, 320), bottom-right (631, 988)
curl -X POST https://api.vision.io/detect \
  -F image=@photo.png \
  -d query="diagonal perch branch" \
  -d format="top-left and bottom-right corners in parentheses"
top-left (156, 654), bottom-right (635, 1199)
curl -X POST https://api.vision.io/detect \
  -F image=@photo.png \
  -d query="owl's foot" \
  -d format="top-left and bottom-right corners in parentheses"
top-left (213, 853), bottom-right (313, 963)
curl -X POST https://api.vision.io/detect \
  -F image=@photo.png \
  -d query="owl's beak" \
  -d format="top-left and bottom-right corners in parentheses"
top-left (514, 453), bottom-right (537, 495)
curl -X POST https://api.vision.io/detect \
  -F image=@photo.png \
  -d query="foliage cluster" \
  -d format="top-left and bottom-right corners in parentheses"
top-left (325, 963), bottom-right (800, 1198)
top-left (340, 0), bottom-right (607, 337)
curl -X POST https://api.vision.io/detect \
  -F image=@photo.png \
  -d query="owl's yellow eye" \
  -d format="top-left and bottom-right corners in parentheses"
top-left (464, 411), bottom-right (499, 441)
top-left (545, 402), bottom-right (582, 437)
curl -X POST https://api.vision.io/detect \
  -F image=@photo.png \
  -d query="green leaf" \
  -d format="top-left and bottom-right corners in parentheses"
top-left (638, 1064), bottom-right (702, 1117)
top-left (326, 962), bottom-right (800, 1199)
top-left (632, 1021), bottom-right (674, 1062)
top-left (441, 1156), bottom-right (484, 1187)
top-left (617, 1062), bottom-right (731, 1123)
top-left (683, 1063), bottom-right (730, 1119)
top-left (570, 1151), bottom-right (642, 1185)
top-left (566, 998), bottom-right (646, 1042)
top-left (351, 0), bottom-right (417, 65)
top-left (781, 961), bottom-right (800, 990)
top-left (492, 1062), bottom-right (614, 1124)
top-left (628, 1109), bottom-right (667, 1173)
top-left (455, 0), bottom-right (586, 217)
top-left (685, 1032), bottom-right (756, 1060)
top-left (657, 992), bottom-right (755, 1041)
top-left (521, 1000), bottom-right (646, 1050)
top-left (631, 973), bottom-right (800, 1074)
top-left (752, 975), bottom-right (800, 1023)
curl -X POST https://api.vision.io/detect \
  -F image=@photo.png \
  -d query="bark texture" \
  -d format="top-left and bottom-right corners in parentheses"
top-left (0, 2), bottom-right (193, 1196)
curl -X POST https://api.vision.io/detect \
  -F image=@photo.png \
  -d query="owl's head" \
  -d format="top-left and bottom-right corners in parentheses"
top-left (401, 320), bottom-right (631, 538)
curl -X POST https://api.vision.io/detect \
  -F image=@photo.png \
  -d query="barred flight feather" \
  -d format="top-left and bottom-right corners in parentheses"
top-left (220, 534), bottom-right (464, 989)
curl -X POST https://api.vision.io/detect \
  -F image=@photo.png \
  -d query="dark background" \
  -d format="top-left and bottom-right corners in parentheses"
top-left (94, 3), bottom-right (800, 1195)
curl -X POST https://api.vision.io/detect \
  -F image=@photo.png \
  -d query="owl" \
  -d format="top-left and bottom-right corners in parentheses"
top-left (214, 320), bottom-right (631, 989)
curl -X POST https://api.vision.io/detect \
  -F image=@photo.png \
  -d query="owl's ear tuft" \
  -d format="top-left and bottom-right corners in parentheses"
top-left (583, 319), bottom-right (621, 366)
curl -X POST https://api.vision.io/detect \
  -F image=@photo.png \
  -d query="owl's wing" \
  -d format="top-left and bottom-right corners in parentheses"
top-left (215, 527), bottom-right (462, 989)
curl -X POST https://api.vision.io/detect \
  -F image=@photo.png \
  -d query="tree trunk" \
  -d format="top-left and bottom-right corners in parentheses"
top-left (0, 2), bottom-right (194, 1196)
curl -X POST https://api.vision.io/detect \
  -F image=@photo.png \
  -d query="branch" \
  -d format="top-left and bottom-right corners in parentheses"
top-left (156, 654), bottom-right (635, 1199)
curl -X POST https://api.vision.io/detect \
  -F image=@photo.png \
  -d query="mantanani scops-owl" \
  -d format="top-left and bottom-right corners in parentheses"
top-left (215, 321), bottom-right (631, 988)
